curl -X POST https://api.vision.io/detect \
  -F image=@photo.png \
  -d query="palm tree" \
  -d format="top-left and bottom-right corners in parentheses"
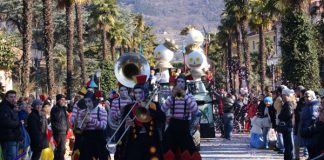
top-left (75, 1), bottom-right (89, 85)
top-left (42, 0), bottom-right (55, 98)
top-left (57, 0), bottom-right (75, 100)
top-left (21, 0), bottom-right (33, 97)
top-left (225, 0), bottom-right (252, 90)
top-left (249, 0), bottom-right (278, 93)
top-left (218, 15), bottom-right (236, 92)
top-left (108, 22), bottom-right (125, 61)
top-left (131, 14), bottom-right (145, 52)
top-left (90, 0), bottom-right (118, 61)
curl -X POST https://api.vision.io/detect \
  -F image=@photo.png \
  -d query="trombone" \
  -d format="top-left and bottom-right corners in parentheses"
top-left (106, 89), bottom-right (159, 151)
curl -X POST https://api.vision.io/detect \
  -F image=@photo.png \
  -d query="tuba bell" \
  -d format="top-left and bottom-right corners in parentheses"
top-left (114, 53), bottom-right (151, 88)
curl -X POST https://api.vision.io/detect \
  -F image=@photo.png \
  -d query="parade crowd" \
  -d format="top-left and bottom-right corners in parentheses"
top-left (213, 84), bottom-right (324, 160)
top-left (0, 73), bottom-right (324, 160)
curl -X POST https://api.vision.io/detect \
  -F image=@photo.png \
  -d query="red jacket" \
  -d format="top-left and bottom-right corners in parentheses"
top-left (246, 102), bottom-right (257, 119)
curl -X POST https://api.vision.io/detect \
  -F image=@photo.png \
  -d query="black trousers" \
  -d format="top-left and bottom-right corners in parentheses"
top-left (79, 130), bottom-right (110, 160)
top-left (163, 119), bottom-right (197, 154)
top-left (53, 134), bottom-right (66, 160)
top-left (31, 149), bottom-right (42, 160)
top-left (307, 146), bottom-right (318, 159)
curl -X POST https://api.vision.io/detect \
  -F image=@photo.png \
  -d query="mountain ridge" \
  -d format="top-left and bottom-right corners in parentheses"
top-left (118, 0), bottom-right (224, 43)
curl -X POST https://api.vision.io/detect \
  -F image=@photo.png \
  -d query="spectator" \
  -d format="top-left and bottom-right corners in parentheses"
top-left (51, 94), bottom-right (69, 160)
top-left (273, 85), bottom-right (287, 154)
top-left (27, 99), bottom-right (48, 160)
top-left (303, 106), bottom-right (324, 159)
top-left (293, 86), bottom-right (308, 159)
top-left (18, 98), bottom-right (31, 126)
top-left (245, 96), bottom-right (258, 130)
top-left (222, 93), bottom-right (235, 140)
top-left (0, 90), bottom-right (22, 160)
top-left (300, 90), bottom-right (320, 159)
top-left (278, 88), bottom-right (296, 160)
top-left (258, 96), bottom-right (274, 149)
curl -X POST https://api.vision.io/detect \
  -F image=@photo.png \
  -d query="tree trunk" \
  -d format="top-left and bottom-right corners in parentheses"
top-left (240, 0), bottom-right (252, 90)
top-left (110, 39), bottom-right (115, 61)
top-left (22, 0), bottom-right (33, 97)
top-left (259, 25), bottom-right (266, 94)
top-left (102, 29), bottom-right (108, 61)
top-left (42, 0), bottom-right (55, 99)
top-left (66, 2), bottom-right (74, 100)
top-left (236, 24), bottom-right (243, 90)
top-left (75, 3), bottom-right (87, 85)
top-left (227, 38), bottom-right (233, 93)
top-left (240, 16), bottom-right (251, 91)
top-left (224, 47), bottom-right (229, 92)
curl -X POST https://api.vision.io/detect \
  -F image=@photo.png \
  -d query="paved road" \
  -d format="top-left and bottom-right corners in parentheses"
top-left (75, 133), bottom-right (310, 160)
top-left (200, 133), bottom-right (283, 160)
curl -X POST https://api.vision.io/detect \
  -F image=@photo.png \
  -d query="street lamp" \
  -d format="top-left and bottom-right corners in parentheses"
top-left (31, 43), bottom-right (44, 99)
top-left (96, 68), bottom-right (102, 90)
top-left (267, 55), bottom-right (279, 89)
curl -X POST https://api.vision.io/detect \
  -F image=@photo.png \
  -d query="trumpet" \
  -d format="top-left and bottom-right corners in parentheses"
top-left (73, 109), bottom-right (90, 135)
top-left (106, 89), bottom-right (159, 151)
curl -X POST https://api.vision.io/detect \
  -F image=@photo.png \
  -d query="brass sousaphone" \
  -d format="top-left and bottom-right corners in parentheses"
top-left (107, 53), bottom-right (155, 150)
top-left (114, 53), bottom-right (150, 88)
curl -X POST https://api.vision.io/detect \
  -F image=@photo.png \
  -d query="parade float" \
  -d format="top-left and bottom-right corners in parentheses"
top-left (181, 26), bottom-right (215, 139)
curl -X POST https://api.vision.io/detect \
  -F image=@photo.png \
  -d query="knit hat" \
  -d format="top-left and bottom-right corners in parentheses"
top-left (31, 99), bottom-right (43, 108)
top-left (276, 85), bottom-right (288, 94)
top-left (84, 91), bottom-right (95, 100)
top-left (282, 88), bottom-right (295, 96)
top-left (264, 96), bottom-right (273, 105)
top-left (305, 90), bottom-right (316, 100)
top-left (56, 94), bottom-right (65, 101)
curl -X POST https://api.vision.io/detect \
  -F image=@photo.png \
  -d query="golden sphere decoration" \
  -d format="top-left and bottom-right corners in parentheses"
top-left (150, 156), bottom-right (159, 160)
top-left (149, 146), bottom-right (157, 154)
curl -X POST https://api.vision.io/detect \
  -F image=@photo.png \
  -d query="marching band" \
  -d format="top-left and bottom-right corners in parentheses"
top-left (69, 26), bottom-right (208, 160)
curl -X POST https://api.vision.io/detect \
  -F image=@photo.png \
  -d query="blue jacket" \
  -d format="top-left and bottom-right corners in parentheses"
top-left (300, 100), bottom-right (320, 147)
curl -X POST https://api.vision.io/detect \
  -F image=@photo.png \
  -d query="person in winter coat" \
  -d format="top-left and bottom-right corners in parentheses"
top-left (50, 94), bottom-right (69, 160)
top-left (293, 86), bottom-right (308, 159)
top-left (278, 88), bottom-right (296, 160)
top-left (214, 90), bottom-right (235, 140)
top-left (0, 90), bottom-right (22, 160)
top-left (300, 90), bottom-right (320, 159)
top-left (303, 106), bottom-right (324, 159)
top-left (257, 96), bottom-right (275, 149)
top-left (27, 99), bottom-right (49, 160)
top-left (273, 85), bottom-right (288, 154)
top-left (221, 93), bottom-right (235, 140)
top-left (245, 97), bottom-right (258, 130)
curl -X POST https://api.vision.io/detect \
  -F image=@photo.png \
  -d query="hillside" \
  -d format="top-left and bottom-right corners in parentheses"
top-left (118, 0), bottom-right (224, 43)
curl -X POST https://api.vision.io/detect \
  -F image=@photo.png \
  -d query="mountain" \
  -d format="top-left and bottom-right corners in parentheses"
top-left (118, 0), bottom-right (224, 43)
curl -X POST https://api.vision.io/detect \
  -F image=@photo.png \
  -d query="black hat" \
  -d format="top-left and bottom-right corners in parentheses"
top-left (176, 74), bottom-right (187, 89)
top-left (31, 99), bottom-right (43, 108)
top-left (84, 91), bottom-right (95, 100)
top-left (56, 94), bottom-right (66, 101)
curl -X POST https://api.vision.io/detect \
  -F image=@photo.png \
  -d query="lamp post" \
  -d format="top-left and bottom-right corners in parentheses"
top-left (267, 55), bottom-right (279, 89)
top-left (31, 43), bottom-right (44, 99)
top-left (96, 68), bottom-right (102, 90)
